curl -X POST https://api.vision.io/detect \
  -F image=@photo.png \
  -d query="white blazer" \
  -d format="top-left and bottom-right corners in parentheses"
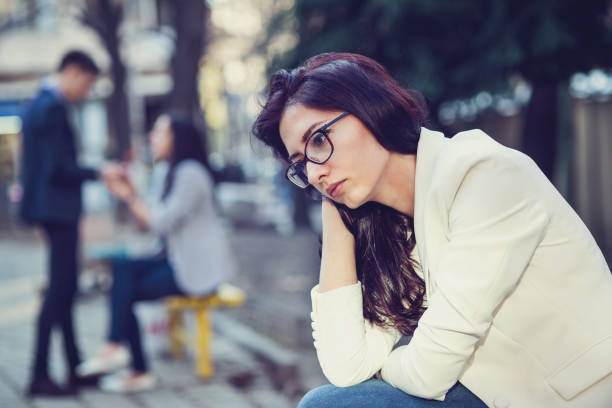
top-left (309, 128), bottom-right (612, 408)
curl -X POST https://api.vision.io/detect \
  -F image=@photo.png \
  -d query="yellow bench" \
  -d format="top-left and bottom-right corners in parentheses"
top-left (165, 283), bottom-right (246, 378)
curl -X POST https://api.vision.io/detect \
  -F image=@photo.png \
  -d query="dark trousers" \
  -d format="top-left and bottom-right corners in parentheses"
top-left (32, 221), bottom-right (81, 379)
top-left (108, 257), bottom-right (183, 372)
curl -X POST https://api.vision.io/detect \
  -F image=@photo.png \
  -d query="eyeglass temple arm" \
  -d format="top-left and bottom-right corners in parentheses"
top-left (321, 111), bottom-right (350, 131)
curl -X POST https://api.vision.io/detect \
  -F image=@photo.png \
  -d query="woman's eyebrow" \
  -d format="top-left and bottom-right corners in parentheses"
top-left (287, 120), bottom-right (325, 162)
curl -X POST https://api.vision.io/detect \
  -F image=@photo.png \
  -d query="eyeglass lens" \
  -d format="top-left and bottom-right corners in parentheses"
top-left (288, 132), bottom-right (333, 187)
top-left (306, 131), bottom-right (333, 163)
top-left (288, 161), bottom-right (309, 187)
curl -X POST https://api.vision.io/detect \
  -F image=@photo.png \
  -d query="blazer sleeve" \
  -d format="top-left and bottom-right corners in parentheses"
top-left (311, 283), bottom-right (402, 387)
top-left (381, 156), bottom-right (551, 400)
top-left (46, 104), bottom-right (99, 184)
top-left (150, 163), bottom-right (209, 235)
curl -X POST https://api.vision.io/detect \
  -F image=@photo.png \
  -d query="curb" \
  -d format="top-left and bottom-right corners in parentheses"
top-left (213, 312), bottom-right (301, 395)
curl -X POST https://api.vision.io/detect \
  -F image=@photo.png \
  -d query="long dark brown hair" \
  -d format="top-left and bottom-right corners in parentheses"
top-left (161, 111), bottom-right (212, 200)
top-left (252, 53), bottom-right (429, 335)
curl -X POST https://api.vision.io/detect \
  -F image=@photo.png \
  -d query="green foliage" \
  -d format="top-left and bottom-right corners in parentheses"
top-left (277, 0), bottom-right (612, 107)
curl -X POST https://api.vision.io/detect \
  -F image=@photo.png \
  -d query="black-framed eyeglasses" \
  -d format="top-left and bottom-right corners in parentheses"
top-left (285, 112), bottom-right (350, 188)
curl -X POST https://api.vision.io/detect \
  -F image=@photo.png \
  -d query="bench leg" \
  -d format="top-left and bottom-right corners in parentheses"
top-left (168, 309), bottom-right (185, 358)
top-left (195, 309), bottom-right (213, 378)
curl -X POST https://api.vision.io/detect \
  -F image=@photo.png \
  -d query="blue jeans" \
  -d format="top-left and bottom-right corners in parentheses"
top-left (108, 257), bottom-right (184, 372)
top-left (298, 379), bottom-right (487, 408)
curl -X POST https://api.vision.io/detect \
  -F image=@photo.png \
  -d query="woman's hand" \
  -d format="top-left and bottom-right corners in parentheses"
top-left (104, 169), bottom-right (151, 228)
top-left (319, 198), bottom-right (358, 292)
top-left (105, 172), bottom-right (136, 203)
top-left (321, 198), bottom-right (353, 241)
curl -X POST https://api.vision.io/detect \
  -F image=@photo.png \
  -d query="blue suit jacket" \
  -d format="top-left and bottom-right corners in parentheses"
top-left (19, 88), bottom-right (99, 224)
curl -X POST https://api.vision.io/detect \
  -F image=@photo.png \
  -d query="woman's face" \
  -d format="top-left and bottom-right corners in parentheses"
top-left (149, 116), bottom-right (173, 161)
top-left (279, 103), bottom-right (391, 209)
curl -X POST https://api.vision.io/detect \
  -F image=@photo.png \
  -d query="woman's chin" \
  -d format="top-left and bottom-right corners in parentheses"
top-left (321, 187), bottom-right (364, 209)
top-left (339, 194), bottom-right (364, 210)
top-left (324, 195), bottom-right (351, 208)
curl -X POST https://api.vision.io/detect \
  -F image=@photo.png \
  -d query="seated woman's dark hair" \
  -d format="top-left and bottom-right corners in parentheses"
top-left (252, 53), bottom-right (429, 334)
top-left (161, 111), bottom-right (212, 200)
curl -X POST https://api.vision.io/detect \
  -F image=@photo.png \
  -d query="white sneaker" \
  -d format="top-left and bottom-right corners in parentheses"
top-left (76, 345), bottom-right (130, 376)
top-left (99, 371), bottom-right (156, 393)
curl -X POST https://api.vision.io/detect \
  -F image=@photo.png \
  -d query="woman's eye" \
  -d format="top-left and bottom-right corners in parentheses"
top-left (310, 132), bottom-right (327, 147)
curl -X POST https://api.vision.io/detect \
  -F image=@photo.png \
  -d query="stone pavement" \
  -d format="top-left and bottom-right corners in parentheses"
top-left (0, 223), bottom-right (327, 408)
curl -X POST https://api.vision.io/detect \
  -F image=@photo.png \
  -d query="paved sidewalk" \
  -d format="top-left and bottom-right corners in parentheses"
top-left (0, 223), bottom-right (327, 408)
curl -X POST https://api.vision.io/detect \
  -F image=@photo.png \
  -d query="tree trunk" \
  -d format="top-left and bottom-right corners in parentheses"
top-left (106, 45), bottom-right (131, 159)
top-left (168, 0), bottom-right (208, 124)
top-left (522, 82), bottom-right (558, 181)
top-left (81, 0), bottom-right (131, 159)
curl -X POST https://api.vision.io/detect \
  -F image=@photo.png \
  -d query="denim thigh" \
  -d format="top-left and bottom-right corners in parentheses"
top-left (297, 379), bottom-right (487, 408)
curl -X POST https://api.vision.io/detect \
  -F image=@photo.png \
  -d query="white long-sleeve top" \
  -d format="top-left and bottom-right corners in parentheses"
top-left (311, 283), bottom-right (401, 387)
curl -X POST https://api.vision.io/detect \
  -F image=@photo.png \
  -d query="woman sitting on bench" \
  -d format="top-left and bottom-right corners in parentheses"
top-left (77, 112), bottom-right (235, 392)
top-left (252, 53), bottom-right (612, 407)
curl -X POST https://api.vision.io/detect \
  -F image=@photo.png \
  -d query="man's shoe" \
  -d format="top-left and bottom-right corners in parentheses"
top-left (27, 376), bottom-right (76, 397)
top-left (68, 372), bottom-right (101, 389)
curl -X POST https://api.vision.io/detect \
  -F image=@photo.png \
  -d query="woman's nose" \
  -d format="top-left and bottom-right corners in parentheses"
top-left (306, 160), bottom-right (329, 186)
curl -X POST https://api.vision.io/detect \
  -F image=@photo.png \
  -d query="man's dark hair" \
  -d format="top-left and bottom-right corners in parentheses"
top-left (57, 50), bottom-right (100, 75)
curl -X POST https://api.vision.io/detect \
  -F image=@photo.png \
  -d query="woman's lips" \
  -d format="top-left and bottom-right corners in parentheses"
top-left (326, 179), bottom-right (346, 198)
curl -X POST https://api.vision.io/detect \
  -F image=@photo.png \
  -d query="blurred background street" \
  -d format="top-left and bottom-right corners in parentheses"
top-left (0, 219), bottom-right (326, 407)
top-left (0, 0), bottom-right (611, 407)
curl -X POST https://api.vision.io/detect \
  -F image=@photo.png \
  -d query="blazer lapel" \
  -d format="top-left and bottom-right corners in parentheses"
top-left (413, 127), bottom-right (448, 297)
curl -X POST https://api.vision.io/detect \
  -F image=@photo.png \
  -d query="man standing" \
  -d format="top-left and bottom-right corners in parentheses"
top-left (20, 50), bottom-right (118, 396)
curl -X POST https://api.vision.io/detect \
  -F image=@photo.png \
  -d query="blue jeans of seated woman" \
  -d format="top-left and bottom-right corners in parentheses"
top-left (298, 379), bottom-right (487, 408)
top-left (108, 257), bottom-right (184, 372)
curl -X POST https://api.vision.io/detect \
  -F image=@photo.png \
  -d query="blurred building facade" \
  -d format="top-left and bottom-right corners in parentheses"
top-left (0, 0), bottom-right (301, 234)
top-left (0, 0), bottom-right (179, 226)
